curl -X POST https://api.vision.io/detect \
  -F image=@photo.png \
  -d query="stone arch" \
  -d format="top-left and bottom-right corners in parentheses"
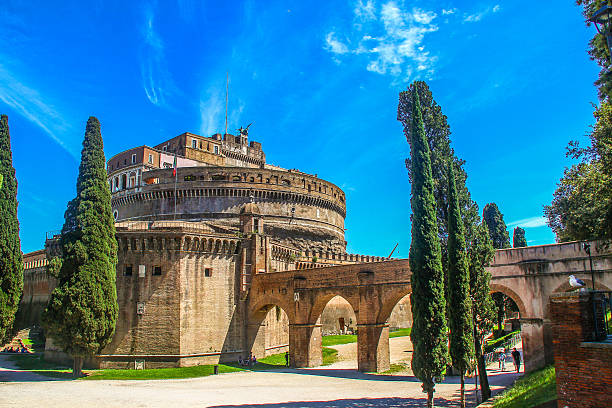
top-left (309, 291), bottom-right (359, 325)
top-left (378, 285), bottom-right (412, 325)
top-left (490, 282), bottom-right (529, 318)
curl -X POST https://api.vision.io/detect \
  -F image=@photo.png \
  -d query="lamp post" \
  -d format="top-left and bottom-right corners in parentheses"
top-left (589, 4), bottom-right (612, 60)
top-left (583, 242), bottom-right (596, 290)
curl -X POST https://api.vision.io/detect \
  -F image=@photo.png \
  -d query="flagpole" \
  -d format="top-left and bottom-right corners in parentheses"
top-left (225, 72), bottom-right (229, 136)
top-left (173, 152), bottom-right (177, 221)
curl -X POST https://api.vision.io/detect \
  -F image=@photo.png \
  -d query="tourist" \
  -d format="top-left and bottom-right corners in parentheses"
top-left (498, 349), bottom-right (506, 371)
top-left (285, 352), bottom-right (289, 367)
top-left (511, 348), bottom-right (521, 373)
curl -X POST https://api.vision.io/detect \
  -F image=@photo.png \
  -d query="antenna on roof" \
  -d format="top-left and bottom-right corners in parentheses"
top-left (225, 72), bottom-right (229, 136)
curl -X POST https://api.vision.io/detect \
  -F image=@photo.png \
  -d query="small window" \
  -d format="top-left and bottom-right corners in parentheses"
top-left (124, 265), bottom-right (133, 276)
top-left (124, 159), bottom-right (127, 165)
top-left (192, 139), bottom-right (197, 148)
top-left (153, 266), bottom-right (162, 276)
top-left (204, 268), bottom-right (212, 277)
top-left (132, 154), bottom-right (136, 164)
top-left (148, 154), bottom-right (153, 164)
top-left (184, 175), bottom-right (196, 181)
top-left (162, 145), bottom-right (167, 152)
top-left (249, 177), bottom-right (254, 182)
top-left (232, 176), bottom-right (241, 182)
top-left (214, 145), bottom-right (219, 154)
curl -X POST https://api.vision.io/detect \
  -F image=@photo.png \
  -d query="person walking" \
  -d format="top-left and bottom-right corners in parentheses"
top-left (498, 349), bottom-right (506, 371)
top-left (285, 352), bottom-right (290, 367)
top-left (511, 348), bottom-right (521, 373)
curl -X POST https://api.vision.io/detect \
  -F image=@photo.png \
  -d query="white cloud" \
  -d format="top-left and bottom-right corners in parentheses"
top-left (140, 4), bottom-right (178, 107)
top-left (0, 63), bottom-right (77, 159)
top-left (463, 5), bottom-right (501, 23)
top-left (324, 1), bottom-right (438, 82)
top-left (325, 32), bottom-right (349, 54)
top-left (442, 8), bottom-right (457, 15)
top-left (493, 5), bottom-right (501, 13)
top-left (199, 89), bottom-right (224, 136)
top-left (507, 216), bottom-right (548, 229)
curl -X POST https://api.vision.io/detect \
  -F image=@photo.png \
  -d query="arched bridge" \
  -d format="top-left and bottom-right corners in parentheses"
top-left (248, 240), bottom-right (612, 373)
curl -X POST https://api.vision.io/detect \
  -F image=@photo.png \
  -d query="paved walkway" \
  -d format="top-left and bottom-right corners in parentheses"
top-left (0, 337), bottom-right (523, 408)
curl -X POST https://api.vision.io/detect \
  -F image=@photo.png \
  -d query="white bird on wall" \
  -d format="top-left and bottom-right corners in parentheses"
top-left (569, 275), bottom-right (586, 290)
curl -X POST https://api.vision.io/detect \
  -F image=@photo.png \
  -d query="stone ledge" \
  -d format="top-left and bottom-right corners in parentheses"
top-left (580, 341), bottom-right (612, 349)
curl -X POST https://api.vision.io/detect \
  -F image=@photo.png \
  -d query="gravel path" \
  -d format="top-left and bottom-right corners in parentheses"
top-left (0, 338), bottom-right (523, 408)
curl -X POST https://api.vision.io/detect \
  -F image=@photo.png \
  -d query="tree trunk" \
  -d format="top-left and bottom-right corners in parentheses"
top-left (460, 372), bottom-right (465, 408)
top-left (72, 356), bottom-right (83, 378)
top-left (474, 333), bottom-right (491, 401)
top-left (427, 390), bottom-right (434, 408)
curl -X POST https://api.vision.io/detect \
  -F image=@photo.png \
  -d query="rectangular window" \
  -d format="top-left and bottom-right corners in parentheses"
top-left (214, 145), bottom-right (219, 154)
top-left (124, 265), bottom-right (133, 276)
top-left (192, 139), bottom-right (197, 149)
top-left (148, 154), bottom-right (153, 164)
top-left (132, 154), bottom-right (136, 164)
top-left (204, 268), bottom-right (212, 277)
top-left (153, 266), bottom-right (162, 276)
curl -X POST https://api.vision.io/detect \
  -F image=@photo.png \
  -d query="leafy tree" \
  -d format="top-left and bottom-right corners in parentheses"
top-left (512, 227), bottom-right (527, 248)
top-left (576, 0), bottom-right (612, 100)
top-left (482, 203), bottom-right (510, 249)
top-left (447, 163), bottom-right (474, 408)
top-left (545, 101), bottom-right (612, 241)
top-left (468, 222), bottom-right (497, 402)
top-left (404, 87), bottom-right (449, 408)
top-left (43, 117), bottom-right (118, 377)
top-left (0, 115), bottom-right (23, 344)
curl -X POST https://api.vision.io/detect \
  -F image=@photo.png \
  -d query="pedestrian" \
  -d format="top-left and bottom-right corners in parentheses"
top-left (285, 352), bottom-right (289, 367)
top-left (498, 349), bottom-right (506, 371)
top-left (511, 348), bottom-right (521, 373)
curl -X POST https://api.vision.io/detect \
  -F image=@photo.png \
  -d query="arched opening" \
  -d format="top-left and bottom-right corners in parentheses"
top-left (247, 302), bottom-right (290, 365)
top-left (313, 294), bottom-right (359, 369)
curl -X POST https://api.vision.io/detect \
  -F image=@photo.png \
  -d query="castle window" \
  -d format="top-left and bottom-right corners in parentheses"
top-left (162, 145), bottom-right (167, 152)
top-left (148, 154), bottom-right (153, 164)
top-left (204, 268), bottom-right (212, 277)
top-left (184, 175), bottom-right (196, 181)
top-left (124, 265), bottom-right (133, 276)
top-left (153, 266), bottom-right (162, 276)
top-left (214, 145), bottom-right (219, 154)
top-left (249, 177), bottom-right (254, 182)
top-left (211, 174), bottom-right (225, 181)
top-left (192, 139), bottom-right (197, 149)
top-left (132, 154), bottom-right (136, 164)
top-left (232, 176), bottom-right (241, 182)
top-left (124, 159), bottom-right (127, 165)
top-left (282, 179), bottom-right (290, 186)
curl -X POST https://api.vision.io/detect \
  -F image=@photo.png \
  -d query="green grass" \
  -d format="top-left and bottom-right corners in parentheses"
top-left (322, 328), bottom-right (411, 347)
top-left (228, 347), bottom-right (339, 371)
top-left (83, 364), bottom-right (243, 380)
top-left (8, 354), bottom-right (73, 379)
top-left (492, 365), bottom-right (557, 408)
top-left (485, 330), bottom-right (520, 353)
top-left (380, 363), bottom-right (408, 375)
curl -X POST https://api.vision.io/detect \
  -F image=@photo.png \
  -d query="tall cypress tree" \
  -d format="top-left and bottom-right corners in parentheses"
top-left (468, 222), bottom-right (497, 402)
top-left (43, 117), bottom-right (118, 376)
top-left (447, 163), bottom-right (474, 408)
top-left (482, 203), bottom-right (510, 249)
top-left (405, 88), bottom-right (449, 408)
top-left (0, 115), bottom-right (23, 344)
top-left (512, 227), bottom-right (527, 248)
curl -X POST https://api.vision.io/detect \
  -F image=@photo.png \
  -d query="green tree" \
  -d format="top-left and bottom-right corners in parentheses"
top-left (0, 115), bottom-right (23, 344)
top-left (468, 222), bottom-right (497, 402)
top-left (512, 227), bottom-right (527, 248)
top-left (545, 101), bottom-right (612, 241)
top-left (447, 162), bottom-right (474, 408)
top-left (482, 203), bottom-right (510, 249)
top-left (42, 117), bottom-right (118, 377)
top-left (576, 0), bottom-right (612, 100)
top-left (404, 87), bottom-right (449, 408)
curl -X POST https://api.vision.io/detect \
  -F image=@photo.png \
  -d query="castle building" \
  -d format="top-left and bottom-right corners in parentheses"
top-left (20, 129), bottom-right (407, 369)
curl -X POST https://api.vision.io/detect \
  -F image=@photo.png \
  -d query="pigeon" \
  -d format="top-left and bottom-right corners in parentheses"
top-left (569, 275), bottom-right (586, 288)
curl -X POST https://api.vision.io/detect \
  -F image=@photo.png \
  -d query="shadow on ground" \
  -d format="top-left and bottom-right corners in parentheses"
top-left (209, 396), bottom-right (468, 408)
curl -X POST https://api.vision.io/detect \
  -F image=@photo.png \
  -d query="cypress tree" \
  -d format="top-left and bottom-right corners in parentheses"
top-left (482, 203), bottom-right (510, 249)
top-left (0, 115), bottom-right (23, 344)
top-left (406, 88), bottom-right (449, 408)
top-left (42, 117), bottom-right (118, 377)
top-left (468, 222), bottom-right (497, 402)
top-left (512, 227), bottom-right (527, 248)
top-left (447, 163), bottom-right (474, 408)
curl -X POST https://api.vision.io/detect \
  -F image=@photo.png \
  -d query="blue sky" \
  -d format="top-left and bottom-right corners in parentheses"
top-left (0, 1), bottom-right (601, 257)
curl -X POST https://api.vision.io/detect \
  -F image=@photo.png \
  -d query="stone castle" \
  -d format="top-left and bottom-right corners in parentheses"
top-left (20, 128), bottom-right (410, 369)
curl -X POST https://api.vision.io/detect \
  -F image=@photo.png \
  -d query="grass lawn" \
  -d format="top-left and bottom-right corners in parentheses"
top-left (228, 347), bottom-right (339, 371)
top-left (322, 328), bottom-right (411, 347)
top-left (380, 363), bottom-right (408, 375)
top-left (83, 364), bottom-right (243, 380)
top-left (492, 365), bottom-right (556, 408)
top-left (8, 354), bottom-right (73, 379)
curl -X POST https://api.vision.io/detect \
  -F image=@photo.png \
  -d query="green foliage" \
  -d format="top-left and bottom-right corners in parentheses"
top-left (545, 101), bottom-right (612, 241)
top-left (46, 257), bottom-right (63, 278)
top-left (469, 223), bottom-right (497, 340)
top-left (42, 117), bottom-right (118, 362)
top-left (492, 365), bottom-right (557, 408)
top-left (0, 115), bottom-right (23, 344)
top-left (484, 329), bottom-right (521, 354)
top-left (402, 86), bottom-right (449, 397)
top-left (512, 227), bottom-right (527, 248)
top-left (447, 163), bottom-right (474, 376)
top-left (483, 203), bottom-right (510, 249)
top-left (576, 0), bottom-right (612, 100)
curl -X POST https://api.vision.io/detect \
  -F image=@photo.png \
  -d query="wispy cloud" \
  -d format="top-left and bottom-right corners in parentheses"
top-left (0, 63), bottom-right (77, 159)
top-left (140, 3), bottom-right (178, 107)
top-left (507, 216), bottom-right (548, 229)
top-left (463, 4), bottom-right (501, 23)
top-left (324, 1), bottom-right (439, 82)
top-left (199, 88), bottom-right (224, 136)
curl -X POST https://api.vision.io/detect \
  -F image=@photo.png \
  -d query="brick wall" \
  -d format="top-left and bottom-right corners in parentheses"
top-left (550, 292), bottom-right (612, 408)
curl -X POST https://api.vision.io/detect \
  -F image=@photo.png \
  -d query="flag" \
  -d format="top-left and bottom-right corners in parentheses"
top-left (172, 154), bottom-right (177, 177)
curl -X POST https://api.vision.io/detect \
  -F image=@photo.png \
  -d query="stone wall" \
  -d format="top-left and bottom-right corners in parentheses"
top-left (16, 251), bottom-right (55, 330)
top-left (550, 292), bottom-right (612, 408)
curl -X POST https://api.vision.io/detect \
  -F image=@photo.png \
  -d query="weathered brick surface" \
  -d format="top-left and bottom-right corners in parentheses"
top-left (550, 293), bottom-right (612, 408)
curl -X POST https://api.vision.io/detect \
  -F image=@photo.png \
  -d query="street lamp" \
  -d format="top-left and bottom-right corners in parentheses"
top-left (583, 242), bottom-right (596, 290)
top-left (589, 4), bottom-right (612, 60)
